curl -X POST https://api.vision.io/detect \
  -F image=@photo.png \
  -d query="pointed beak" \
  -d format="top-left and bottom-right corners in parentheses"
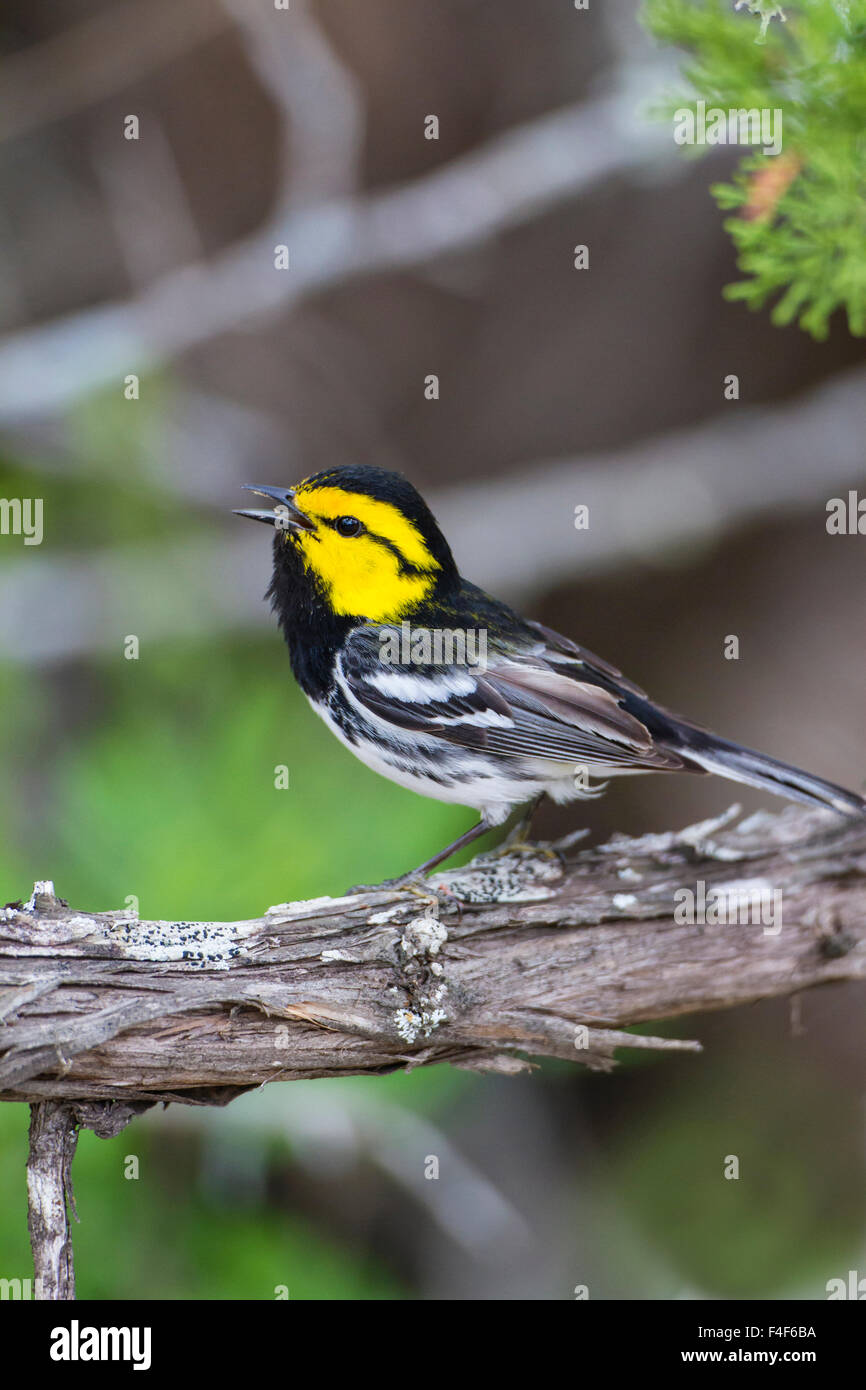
top-left (233, 485), bottom-right (315, 532)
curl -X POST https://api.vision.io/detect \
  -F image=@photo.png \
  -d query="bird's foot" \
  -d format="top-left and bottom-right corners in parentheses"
top-left (490, 836), bottom-right (563, 867)
top-left (344, 872), bottom-right (411, 896)
top-left (343, 871), bottom-right (459, 913)
top-left (494, 823), bottom-right (592, 869)
top-left (497, 797), bottom-right (541, 850)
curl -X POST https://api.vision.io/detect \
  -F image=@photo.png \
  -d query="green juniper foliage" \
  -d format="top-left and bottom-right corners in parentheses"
top-left (642, 0), bottom-right (866, 338)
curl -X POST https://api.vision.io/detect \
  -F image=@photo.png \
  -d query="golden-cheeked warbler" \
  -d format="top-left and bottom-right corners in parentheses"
top-left (235, 466), bottom-right (865, 882)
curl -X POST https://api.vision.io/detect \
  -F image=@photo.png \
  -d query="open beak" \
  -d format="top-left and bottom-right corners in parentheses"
top-left (233, 485), bottom-right (315, 532)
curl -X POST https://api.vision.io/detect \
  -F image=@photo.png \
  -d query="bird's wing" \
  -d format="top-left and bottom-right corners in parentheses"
top-left (337, 625), bottom-right (685, 771)
top-left (522, 619), bottom-right (652, 697)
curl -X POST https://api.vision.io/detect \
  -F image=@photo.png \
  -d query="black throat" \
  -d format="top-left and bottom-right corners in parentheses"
top-left (266, 536), bottom-right (355, 700)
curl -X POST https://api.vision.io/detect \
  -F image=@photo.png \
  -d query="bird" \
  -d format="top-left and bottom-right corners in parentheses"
top-left (235, 465), bottom-right (865, 883)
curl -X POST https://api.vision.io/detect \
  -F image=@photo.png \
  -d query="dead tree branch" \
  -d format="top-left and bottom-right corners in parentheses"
top-left (26, 1101), bottom-right (79, 1300)
top-left (1, 806), bottom-right (864, 1113)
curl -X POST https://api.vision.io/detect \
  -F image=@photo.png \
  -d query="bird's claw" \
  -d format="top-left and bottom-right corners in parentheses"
top-left (489, 837), bottom-right (562, 866)
top-left (344, 871), bottom-right (459, 914)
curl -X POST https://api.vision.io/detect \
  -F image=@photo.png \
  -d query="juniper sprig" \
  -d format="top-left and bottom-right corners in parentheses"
top-left (642, 0), bottom-right (866, 339)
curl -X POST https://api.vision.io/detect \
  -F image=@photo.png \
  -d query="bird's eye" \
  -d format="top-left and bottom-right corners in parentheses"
top-left (335, 515), bottom-right (362, 537)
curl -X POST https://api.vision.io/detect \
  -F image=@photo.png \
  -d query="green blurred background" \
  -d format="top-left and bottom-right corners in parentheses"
top-left (1, 0), bottom-right (865, 1299)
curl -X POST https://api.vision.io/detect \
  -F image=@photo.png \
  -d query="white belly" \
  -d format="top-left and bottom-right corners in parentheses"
top-left (308, 695), bottom-right (534, 824)
top-left (306, 693), bottom-right (635, 827)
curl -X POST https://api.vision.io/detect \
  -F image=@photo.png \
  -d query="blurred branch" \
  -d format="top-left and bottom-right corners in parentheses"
top-left (2, 807), bottom-right (864, 1110)
top-left (0, 92), bottom-right (675, 420)
top-left (2, 362), bottom-right (865, 665)
top-left (0, 0), bottom-right (230, 145)
top-left (221, 0), bottom-right (364, 207)
top-left (157, 1086), bottom-right (531, 1256)
top-left (91, 113), bottom-right (204, 286)
top-left (432, 362), bottom-right (866, 595)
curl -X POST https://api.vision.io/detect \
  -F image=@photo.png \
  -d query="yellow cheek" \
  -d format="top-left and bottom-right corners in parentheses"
top-left (296, 534), bottom-right (435, 620)
top-left (294, 485), bottom-right (433, 569)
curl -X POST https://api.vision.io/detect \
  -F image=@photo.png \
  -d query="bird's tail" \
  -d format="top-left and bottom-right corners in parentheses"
top-left (673, 726), bottom-right (866, 818)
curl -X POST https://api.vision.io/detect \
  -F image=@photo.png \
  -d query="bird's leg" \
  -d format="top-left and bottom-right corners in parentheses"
top-left (408, 815), bottom-right (494, 877)
top-left (484, 795), bottom-right (560, 864)
top-left (498, 794), bottom-right (543, 849)
top-left (345, 816), bottom-right (492, 896)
